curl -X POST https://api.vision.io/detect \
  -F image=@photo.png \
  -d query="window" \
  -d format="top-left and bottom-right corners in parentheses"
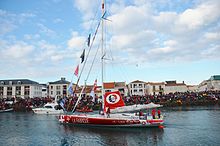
top-left (105, 90), bottom-right (111, 92)
top-left (7, 87), bottom-right (12, 95)
top-left (56, 91), bottom-right (61, 95)
top-left (9, 81), bottom-right (13, 85)
top-left (0, 86), bottom-right (3, 96)
top-left (56, 86), bottom-right (61, 90)
top-left (139, 84), bottom-right (142, 87)
top-left (51, 91), bottom-right (53, 95)
top-left (51, 86), bottom-right (53, 89)
top-left (24, 86), bottom-right (30, 95)
top-left (134, 89), bottom-right (137, 92)
top-left (0, 81), bottom-right (4, 85)
top-left (139, 89), bottom-right (143, 92)
top-left (134, 84), bottom-right (137, 88)
top-left (16, 86), bottom-right (21, 95)
top-left (153, 86), bottom-right (155, 90)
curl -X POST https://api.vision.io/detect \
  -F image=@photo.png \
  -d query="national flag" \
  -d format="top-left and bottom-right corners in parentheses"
top-left (59, 97), bottom-right (67, 111)
top-left (80, 49), bottom-right (85, 63)
top-left (74, 65), bottom-right (79, 77)
top-left (68, 81), bottom-right (74, 95)
top-left (87, 34), bottom-right (91, 47)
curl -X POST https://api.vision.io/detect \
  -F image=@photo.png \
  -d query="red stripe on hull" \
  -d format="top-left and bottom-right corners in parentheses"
top-left (59, 115), bottom-right (164, 127)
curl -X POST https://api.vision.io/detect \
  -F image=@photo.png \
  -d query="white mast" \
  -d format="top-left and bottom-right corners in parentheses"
top-left (101, 0), bottom-right (105, 111)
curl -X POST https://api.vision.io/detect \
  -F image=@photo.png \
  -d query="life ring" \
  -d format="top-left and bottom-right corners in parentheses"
top-left (142, 121), bottom-right (146, 125)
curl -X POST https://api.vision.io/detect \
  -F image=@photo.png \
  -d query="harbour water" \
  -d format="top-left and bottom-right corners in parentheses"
top-left (0, 106), bottom-right (220, 146)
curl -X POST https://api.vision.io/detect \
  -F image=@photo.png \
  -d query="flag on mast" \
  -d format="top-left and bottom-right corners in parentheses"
top-left (74, 65), bottom-right (79, 77)
top-left (80, 49), bottom-right (85, 63)
top-left (87, 34), bottom-right (91, 47)
top-left (68, 81), bottom-right (74, 95)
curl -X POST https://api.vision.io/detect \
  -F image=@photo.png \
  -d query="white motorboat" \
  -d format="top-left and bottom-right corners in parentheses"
top-left (33, 102), bottom-right (64, 115)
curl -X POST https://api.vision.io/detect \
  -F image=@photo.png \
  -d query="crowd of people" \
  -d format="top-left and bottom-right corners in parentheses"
top-left (123, 90), bottom-right (220, 107)
top-left (1, 90), bottom-right (219, 112)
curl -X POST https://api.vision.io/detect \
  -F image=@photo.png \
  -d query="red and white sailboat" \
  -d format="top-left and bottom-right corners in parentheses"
top-left (58, 0), bottom-right (164, 128)
top-left (59, 90), bottom-right (164, 127)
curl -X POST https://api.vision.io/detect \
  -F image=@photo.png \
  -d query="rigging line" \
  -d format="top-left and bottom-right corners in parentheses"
top-left (73, 19), bottom-right (101, 88)
top-left (71, 19), bottom-right (102, 113)
top-left (85, 40), bottom-right (101, 82)
top-left (88, 2), bottom-right (100, 34)
top-left (69, 2), bottom-right (99, 84)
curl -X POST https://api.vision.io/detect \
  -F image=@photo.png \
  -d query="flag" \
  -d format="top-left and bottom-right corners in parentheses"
top-left (74, 65), bottom-right (79, 77)
top-left (59, 97), bottom-right (67, 111)
top-left (68, 81), bottom-right (74, 95)
top-left (87, 34), bottom-right (91, 47)
top-left (90, 79), bottom-right (97, 102)
top-left (80, 49), bottom-right (85, 63)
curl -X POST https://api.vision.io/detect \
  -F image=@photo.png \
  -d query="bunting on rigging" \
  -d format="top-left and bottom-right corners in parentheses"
top-left (80, 49), bottom-right (85, 63)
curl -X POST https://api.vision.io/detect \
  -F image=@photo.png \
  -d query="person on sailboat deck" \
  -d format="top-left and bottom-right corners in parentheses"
top-left (139, 110), bottom-right (144, 119)
top-left (158, 109), bottom-right (161, 119)
top-left (106, 107), bottom-right (110, 118)
top-left (152, 109), bottom-right (156, 119)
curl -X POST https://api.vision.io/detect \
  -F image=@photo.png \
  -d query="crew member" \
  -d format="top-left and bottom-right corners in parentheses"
top-left (158, 109), bottom-right (161, 119)
top-left (152, 109), bottom-right (156, 119)
top-left (106, 107), bottom-right (110, 118)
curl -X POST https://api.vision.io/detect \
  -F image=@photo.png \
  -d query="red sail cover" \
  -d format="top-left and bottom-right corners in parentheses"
top-left (104, 91), bottom-right (125, 113)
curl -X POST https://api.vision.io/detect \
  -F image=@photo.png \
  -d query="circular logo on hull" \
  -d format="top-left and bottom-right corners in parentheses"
top-left (106, 93), bottom-right (120, 104)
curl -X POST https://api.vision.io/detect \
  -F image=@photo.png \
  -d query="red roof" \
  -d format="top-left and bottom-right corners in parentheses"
top-left (103, 82), bottom-right (115, 89)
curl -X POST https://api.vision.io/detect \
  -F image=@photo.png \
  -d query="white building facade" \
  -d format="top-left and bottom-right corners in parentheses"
top-left (146, 82), bottom-right (165, 95)
top-left (0, 79), bottom-right (42, 99)
top-left (128, 80), bottom-right (146, 96)
top-left (48, 77), bottom-right (70, 98)
top-left (164, 81), bottom-right (188, 94)
top-left (198, 75), bottom-right (220, 91)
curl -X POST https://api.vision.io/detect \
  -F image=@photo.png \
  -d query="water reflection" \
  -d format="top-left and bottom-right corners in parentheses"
top-left (1, 107), bottom-right (220, 146)
top-left (61, 125), bottom-right (164, 146)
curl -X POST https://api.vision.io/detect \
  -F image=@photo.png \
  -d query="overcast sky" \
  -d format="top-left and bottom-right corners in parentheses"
top-left (0, 0), bottom-right (219, 85)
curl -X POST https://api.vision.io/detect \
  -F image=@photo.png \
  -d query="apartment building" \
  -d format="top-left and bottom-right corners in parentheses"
top-left (0, 79), bottom-right (42, 99)
top-left (48, 77), bottom-right (71, 98)
top-left (128, 80), bottom-right (146, 96)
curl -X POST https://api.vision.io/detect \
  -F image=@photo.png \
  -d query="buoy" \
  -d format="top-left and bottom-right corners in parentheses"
top-left (159, 125), bottom-right (164, 129)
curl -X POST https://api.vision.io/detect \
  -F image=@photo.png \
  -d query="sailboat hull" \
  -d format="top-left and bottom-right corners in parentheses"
top-left (59, 114), bottom-right (164, 128)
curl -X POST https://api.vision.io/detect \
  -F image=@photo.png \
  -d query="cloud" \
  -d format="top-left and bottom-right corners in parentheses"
top-left (67, 31), bottom-right (86, 49)
top-left (0, 41), bottom-right (34, 59)
top-left (0, 9), bottom-right (35, 35)
top-left (177, 1), bottom-right (220, 30)
top-left (37, 23), bottom-right (56, 37)
top-left (74, 0), bottom-right (99, 21)
top-left (53, 18), bottom-right (64, 23)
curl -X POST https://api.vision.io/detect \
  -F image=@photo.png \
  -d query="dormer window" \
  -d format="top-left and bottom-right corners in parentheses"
top-left (9, 81), bottom-right (13, 85)
top-left (0, 81), bottom-right (4, 85)
top-left (17, 81), bottom-right (21, 84)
